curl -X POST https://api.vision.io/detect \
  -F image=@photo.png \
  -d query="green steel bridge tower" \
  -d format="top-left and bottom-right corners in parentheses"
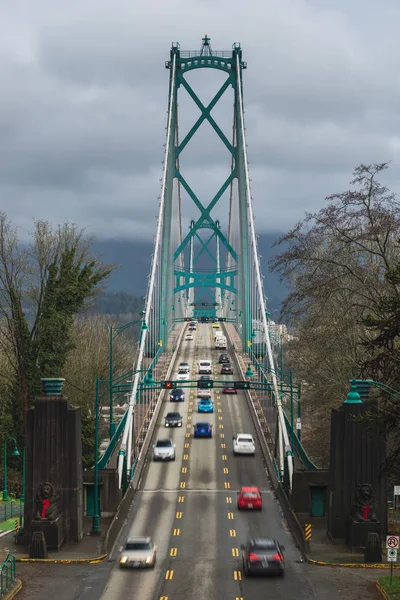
top-left (112, 37), bottom-right (296, 493)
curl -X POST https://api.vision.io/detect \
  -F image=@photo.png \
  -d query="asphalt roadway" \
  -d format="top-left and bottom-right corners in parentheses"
top-left (17, 322), bottom-right (383, 600)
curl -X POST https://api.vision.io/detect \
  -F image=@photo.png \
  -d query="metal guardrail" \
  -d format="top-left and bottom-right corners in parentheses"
top-left (0, 501), bottom-right (22, 524)
top-left (283, 413), bottom-right (318, 470)
top-left (0, 554), bottom-right (16, 597)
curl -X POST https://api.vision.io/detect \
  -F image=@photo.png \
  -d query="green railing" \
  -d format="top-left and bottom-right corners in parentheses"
top-left (0, 501), bottom-right (23, 524)
top-left (283, 413), bottom-right (318, 470)
top-left (0, 554), bottom-right (16, 596)
top-left (97, 410), bottom-right (129, 469)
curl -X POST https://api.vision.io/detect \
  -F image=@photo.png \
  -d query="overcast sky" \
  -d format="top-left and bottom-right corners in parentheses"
top-left (1, 0), bottom-right (399, 241)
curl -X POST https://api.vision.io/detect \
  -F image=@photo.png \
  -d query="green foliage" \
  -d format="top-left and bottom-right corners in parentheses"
top-left (36, 249), bottom-right (113, 376)
top-left (377, 575), bottom-right (400, 599)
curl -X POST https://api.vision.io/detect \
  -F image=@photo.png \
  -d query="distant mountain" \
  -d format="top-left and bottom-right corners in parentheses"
top-left (92, 232), bottom-right (288, 317)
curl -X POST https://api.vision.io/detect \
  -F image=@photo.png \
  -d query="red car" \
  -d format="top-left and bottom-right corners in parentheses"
top-left (222, 386), bottom-right (237, 394)
top-left (237, 486), bottom-right (262, 510)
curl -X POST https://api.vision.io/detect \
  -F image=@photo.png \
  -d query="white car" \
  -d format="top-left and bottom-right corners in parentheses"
top-left (177, 370), bottom-right (190, 381)
top-left (233, 433), bottom-right (255, 456)
top-left (153, 439), bottom-right (176, 461)
top-left (197, 388), bottom-right (211, 399)
top-left (185, 334), bottom-right (194, 341)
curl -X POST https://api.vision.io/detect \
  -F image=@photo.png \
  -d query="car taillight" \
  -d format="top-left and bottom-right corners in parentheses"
top-left (248, 553), bottom-right (259, 562)
top-left (272, 553), bottom-right (282, 561)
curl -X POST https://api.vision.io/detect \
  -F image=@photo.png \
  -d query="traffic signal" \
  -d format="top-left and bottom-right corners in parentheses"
top-left (197, 380), bottom-right (214, 389)
top-left (185, 317), bottom-right (191, 322)
top-left (234, 381), bottom-right (250, 390)
top-left (162, 381), bottom-right (177, 389)
top-left (218, 317), bottom-right (226, 322)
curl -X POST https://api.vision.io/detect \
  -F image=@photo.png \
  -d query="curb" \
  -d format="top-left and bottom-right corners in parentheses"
top-left (306, 555), bottom-right (400, 569)
top-left (17, 553), bottom-right (107, 564)
top-left (1, 579), bottom-right (22, 600)
top-left (376, 581), bottom-right (390, 600)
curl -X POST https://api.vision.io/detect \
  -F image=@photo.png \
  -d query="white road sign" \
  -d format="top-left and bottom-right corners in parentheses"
top-left (386, 536), bottom-right (399, 549)
top-left (394, 485), bottom-right (400, 496)
top-left (388, 548), bottom-right (397, 562)
top-left (296, 418), bottom-right (302, 430)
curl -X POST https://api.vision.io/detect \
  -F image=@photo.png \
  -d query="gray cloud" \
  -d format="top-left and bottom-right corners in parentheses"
top-left (0, 0), bottom-right (399, 242)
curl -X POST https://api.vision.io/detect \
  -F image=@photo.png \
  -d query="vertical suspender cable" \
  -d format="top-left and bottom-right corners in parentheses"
top-left (235, 54), bottom-right (293, 488)
top-left (118, 52), bottom-right (177, 487)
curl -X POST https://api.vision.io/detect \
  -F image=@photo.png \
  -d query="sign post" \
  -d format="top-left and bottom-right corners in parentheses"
top-left (386, 536), bottom-right (399, 585)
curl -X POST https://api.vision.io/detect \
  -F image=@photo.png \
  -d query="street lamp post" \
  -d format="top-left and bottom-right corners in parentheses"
top-left (2, 437), bottom-right (20, 502)
top-left (109, 316), bottom-right (147, 439)
top-left (91, 377), bottom-right (101, 535)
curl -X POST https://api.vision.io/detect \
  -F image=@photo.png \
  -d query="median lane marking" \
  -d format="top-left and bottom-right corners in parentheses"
top-left (186, 432), bottom-right (191, 437)
top-left (170, 548), bottom-right (177, 557)
top-left (173, 528), bottom-right (180, 536)
top-left (187, 424), bottom-right (191, 429)
top-left (223, 468), bottom-right (229, 474)
top-left (218, 416), bottom-right (223, 420)
top-left (221, 443), bottom-right (226, 449)
top-left (224, 481), bottom-right (230, 488)
top-left (178, 496), bottom-right (185, 502)
top-left (233, 570), bottom-right (242, 580)
top-left (222, 454), bottom-right (227, 460)
top-left (232, 548), bottom-right (239, 557)
top-left (188, 409), bottom-right (192, 414)
top-left (220, 433), bottom-right (224, 438)
top-left (187, 415), bottom-right (192, 420)
top-left (176, 512), bottom-right (183, 519)
top-left (180, 482), bottom-right (186, 489)
top-left (228, 512), bottom-right (234, 520)
top-left (165, 570), bottom-right (174, 580)
top-left (181, 467), bottom-right (187, 474)
top-left (184, 443), bottom-right (190, 448)
top-left (230, 529), bottom-right (236, 537)
top-left (160, 597), bottom-right (168, 600)
top-left (226, 497), bottom-right (232, 504)
top-left (218, 409), bottom-right (222, 413)
top-left (183, 454), bottom-right (189, 460)
top-left (219, 424), bottom-right (224, 429)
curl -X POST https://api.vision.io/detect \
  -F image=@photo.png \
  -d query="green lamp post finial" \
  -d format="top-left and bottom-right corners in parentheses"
top-left (344, 379), bottom-right (362, 404)
top-left (245, 363), bottom-right (254, 378)
top-left (145, 369), bottom-right (156, 386)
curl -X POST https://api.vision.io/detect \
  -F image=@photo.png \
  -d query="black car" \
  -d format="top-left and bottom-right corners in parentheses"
top-left (170, 388), bottom-right (185, 402)
top-left (219, 354), bottom-right (230, 364)
top-left (221, 363), bottom-right (233, 374)
top-left (241, 538), bottom-right (285, 577)
top-left (189, 325), bottom-right (196, 331)
top-left (165, 412), bottom-right (182, 427)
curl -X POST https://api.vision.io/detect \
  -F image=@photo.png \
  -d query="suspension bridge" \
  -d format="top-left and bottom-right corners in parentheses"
top-left (90, 37), bottom-right (321, 600)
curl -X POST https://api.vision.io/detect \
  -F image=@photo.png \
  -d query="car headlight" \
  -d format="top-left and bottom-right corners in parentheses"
top-left (165, 423), bottom-right (169, 427)
top-left (120, 556), bottom-right (128, 564)
top-left (146, 556), bottom-right (154, 564)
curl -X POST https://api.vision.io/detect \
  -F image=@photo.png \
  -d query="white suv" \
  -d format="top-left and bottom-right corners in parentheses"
top-left (233, 433), bottom-right (256, 456)
top-left (198, 360), bottom-right (212, 375)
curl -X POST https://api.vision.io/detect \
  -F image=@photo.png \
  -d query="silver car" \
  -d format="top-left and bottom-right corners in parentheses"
top-left (153, 438), bottom-right (176, 461)
top-left (119, 537), bottom-right (157, 568)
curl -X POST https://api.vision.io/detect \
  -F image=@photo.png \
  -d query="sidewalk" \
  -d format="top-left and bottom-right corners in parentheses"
top-left (0, 516), bottom-right (112, 563)
top-left (297, 514), bottom-right (398, 567)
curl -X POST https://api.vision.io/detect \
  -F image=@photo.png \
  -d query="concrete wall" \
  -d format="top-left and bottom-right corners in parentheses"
top-left (292, 470), bottom-right (329, 514)
top-left (83, 469), bottom-right (121, 517)
top-left (327, 401), bottom-right (387, 542)
top-left (24, 396), bottom-right (84, 543)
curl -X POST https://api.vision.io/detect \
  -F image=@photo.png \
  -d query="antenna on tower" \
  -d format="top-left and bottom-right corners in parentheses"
top-left (200, 35), bottom-right (212, 56)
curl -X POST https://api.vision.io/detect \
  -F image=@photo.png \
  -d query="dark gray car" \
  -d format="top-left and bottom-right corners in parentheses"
top-left (241, 538), bottom-right (285, 576)
top-left (165, 412), bottom-right (183, 427)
